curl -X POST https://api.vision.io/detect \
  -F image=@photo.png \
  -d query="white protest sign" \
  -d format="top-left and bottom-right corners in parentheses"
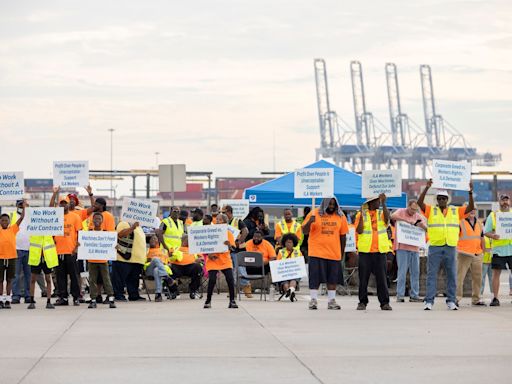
top-left (188, 224), bottom-right (228, 254)
top-left (396, 221), bottom-right (426, 248)
top-left (294, 168), bottom-right (334, 199)
top-left (269, 257), bottom-right (307, 283)
top-left (25, 207), bottom-right (64, 235)
top-left (227, 225), bottom-right (241, 239)
top-left (495, 212), bottom-right (512, 240)
top-left (431, 160), bottom-right (471, 191)
top-left (120, 197), bottom-right (159, 228)
top-left (362, 169), bottom-right (402, 198)
top-left (53, 161), bottom-right (89, 188)
top-left (345, 227), bottom-right (356, 252)
top-left (219, 199), bottom-right (250, 218)
top-left (0, 172), bottom-right (24, 201)
top-left (77, 231), bottom-right (118, 261)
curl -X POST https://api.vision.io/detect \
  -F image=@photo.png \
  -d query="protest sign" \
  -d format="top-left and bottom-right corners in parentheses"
top-left (345, 227), bottom-right (357, 252)
top-left (495, 212), bottom-right (512, 240)
top-left (25, 207), bottom-right (64, 235)
top-left (227, 225), bottom-right (240, 239)
top-left (294, 168), bottom-right (334, 199)
top-left (77, 231), bottom-right (118, 261)
top-left (219, 199), bottom-right (250, 218)
top-left (120, 197), bottom-right (159, 228)
top-left (270, 257), bottom-right (307, 283)
top-left (432, 160), bottom-right (471, 191)
top-left (396, 221), bottom-right (426, 248)
top-left (188, 224), bottom-right (228, 254)
top-left (0, 172), bottom-right (24, 201)
top-left (53, 161), bottom-right (89, 188)
top-left (362, 169), bottom-right (402, 198)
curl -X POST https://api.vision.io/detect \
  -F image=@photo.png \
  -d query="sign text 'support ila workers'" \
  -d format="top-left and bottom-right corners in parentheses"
top-left (53, 161), bottom-right (89, 188)
top-left (294, 168), bottom-right (334, 199)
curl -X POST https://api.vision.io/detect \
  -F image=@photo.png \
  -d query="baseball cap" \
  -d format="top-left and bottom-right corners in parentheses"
top-left (499, 194), bottom-right (510, 200)
top-left (436, 190), bottom-right (450, 198)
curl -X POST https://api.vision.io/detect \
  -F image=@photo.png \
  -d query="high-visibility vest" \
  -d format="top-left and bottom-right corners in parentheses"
top-left (490, 211), bottom-right (512, 248)
top-left (457, 218), bottom-right (483, 254)
top-left (162, 217), bottom-right (184, 251)
top-left (427, 206), bottom-right (460, 247)
top-left (278, 248), bottom-right (302, 260)
top-left (357, 210), bottom-right (390, 253)
top-left (483, 236), bottom-right (493, 263)
top-left (190, 220), bottom-right (203, 227)
top-left (28, 236), bottom-right (58, 269)
top-left (276, 219), bottom-right (301, 250)
top-left (230, 217), bottom-right (240, 229)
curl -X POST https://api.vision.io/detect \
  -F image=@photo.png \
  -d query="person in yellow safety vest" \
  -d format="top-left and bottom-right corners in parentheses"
top-left (355, 193), bottom-right (392, 311)
top-left (274, 208), bottom-right (302, 250)
top-left (418, 178), bottom-right (475, 310)
top-left (190, 208), bottom-right (204, 227)
top-left (456, 209), bottom-right (486, 306)
top-left (277, 233), bottom-right (303, 302)
top-left (481, 232), bottom-right (493, 296)
top-left (158, 206), bottom-right (185, 254)
top-left (27, 235), bottom-right (58, 309)
top-left (484, 193), bottom-right (512, 306)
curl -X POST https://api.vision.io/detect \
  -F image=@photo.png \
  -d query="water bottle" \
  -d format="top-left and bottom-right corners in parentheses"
top-left (269, 285), bottom-right (275, 301)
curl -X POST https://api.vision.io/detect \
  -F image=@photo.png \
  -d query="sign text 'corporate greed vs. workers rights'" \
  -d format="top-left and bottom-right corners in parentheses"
top-left (188, 224), bottom-right (228, 254)
top-left (432, 160), bottom-right (471, 191)
top-left (0, 172), bottom-right (24, 201)
top-left (495, 212), bottom-right (512, 240)
top-left (270, 257), bottom-right (307, 283)
top-left (120, 197), bottom-right (159, 228)
top-left (77, 231), bottom-right (118, 261)
top-left (25, 207), bottom-right (64, 235)
top-left (396, 221), bottom-right (426, 248)
top-left (294, 168), bottom-right (334, 199)
top-left (53, 161), bottom-right (89, 188)
top-left (362, 170), bottom-right (402, 198)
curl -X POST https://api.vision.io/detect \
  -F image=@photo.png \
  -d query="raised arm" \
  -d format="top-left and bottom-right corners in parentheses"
top-left (417, 179), bottom-right (432, 212)
top-left (380, 193), bottom-right (390, 225)
top-left (15, 202), bottom-right (26, 226)
top-left (50, 186), bottom-right (60, 207)
top-left (118, 222), bottom-right (139, 238)
top-left (84, 185), bottom-right (95, 214)
top-left (301, 212), bottom-right (315, 235)
top-left (356, 209), bottom-right (364, 234)
top-left (465, 181), bottom-right (475, 214)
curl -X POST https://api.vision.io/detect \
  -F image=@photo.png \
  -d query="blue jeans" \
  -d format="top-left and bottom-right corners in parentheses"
top-left (145, 259), bottom-right (169, 294)
top-left (481, 263), bottom-right (493, 295)
top-left (425, 245), bottom-right (457, 304)
top-left (12, 250), bottom-right (30, 300)
top-left (230, 253), bottom-right (249, 287)
top-left (396, 250), bottom-right (420, 299)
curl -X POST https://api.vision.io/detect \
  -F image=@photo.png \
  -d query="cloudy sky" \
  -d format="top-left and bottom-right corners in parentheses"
top-left (0, 0), bottom-right (510, 192)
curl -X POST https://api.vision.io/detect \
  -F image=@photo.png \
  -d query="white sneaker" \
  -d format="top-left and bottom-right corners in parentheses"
top-left (424, 302), bottom-right (433, 311)
top-left (447, 302), bottom-right (459, 310)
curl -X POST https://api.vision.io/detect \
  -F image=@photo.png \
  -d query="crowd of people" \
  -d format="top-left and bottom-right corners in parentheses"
top-left (0, 178), bottom-right (511, 312)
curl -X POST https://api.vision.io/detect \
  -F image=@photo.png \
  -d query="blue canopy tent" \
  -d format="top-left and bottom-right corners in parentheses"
top-left (243, 160), bottom-right (407, 209)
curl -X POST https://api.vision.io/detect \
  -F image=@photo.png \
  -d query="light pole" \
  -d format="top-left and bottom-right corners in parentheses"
top-left (108, 128), bottom-right (115, 198)
top-left (155, 151), bottom-right (160, 169)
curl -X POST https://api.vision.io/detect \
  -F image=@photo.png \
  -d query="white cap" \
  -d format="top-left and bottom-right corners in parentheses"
top-left (436, 189), bottom-right (450, 198)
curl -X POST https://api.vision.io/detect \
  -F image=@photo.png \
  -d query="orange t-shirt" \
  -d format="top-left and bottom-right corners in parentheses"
top-left (0, 224), bottom-right (19, 259)
top-left (304, 208), bottom-right (349, 261)
top-left (205, 231), bottom-right (235, 271)
top-left (147, 247), bottom-right (169, 264)
top-left (354, 211), bottom-right (387, 253)
top-left (423, 204), bottom-right (467, 221)
top-left (54, 212), bottom-right (82, 254)
top-left (274, 221), bottom-right (302, 240)
top-left (245, 239), bottom-right (276, 263)
top-left (172, 246), bottom-right (198, 266)
top-left (76, 210), bottom-right (115, 231)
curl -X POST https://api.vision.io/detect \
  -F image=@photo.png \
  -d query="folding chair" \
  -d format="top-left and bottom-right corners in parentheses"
top-left (338, 259), bottom-right (358, 296)
top-left (236, 251), bottom-right (267, 301)
top-left (140, 272), bottom-right (172, 301)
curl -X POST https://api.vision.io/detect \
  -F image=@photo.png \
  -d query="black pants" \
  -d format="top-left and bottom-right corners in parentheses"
top-left (111, 261), bottom-right (142, 299)
top-left (171, 263), bottom-right (202, 292)
top-left (206, 269), bottom-right (235, 302)
top-left (56, 254), bottom-right (80, 300)
top-left (358, 252), bottom-right (390, 305)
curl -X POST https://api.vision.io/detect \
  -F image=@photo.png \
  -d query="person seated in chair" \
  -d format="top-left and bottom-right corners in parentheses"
top-left (145, 235), bottom-right (175, 302)
top-left (277, 233), bottom-right (302, 302)
top-left (170, 235), bottom-right (204, 299)
top-left (241, 230), bottom-right (276, 297)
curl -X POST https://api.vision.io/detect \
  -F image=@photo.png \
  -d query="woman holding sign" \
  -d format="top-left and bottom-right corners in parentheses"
top-left (277, 233), bottom-right (302, 302)
top-left (203, 214), bottom-right (237, 309)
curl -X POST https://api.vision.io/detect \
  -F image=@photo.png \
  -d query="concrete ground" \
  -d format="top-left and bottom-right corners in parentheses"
top-left (2, 281), bottom-right (512, 384)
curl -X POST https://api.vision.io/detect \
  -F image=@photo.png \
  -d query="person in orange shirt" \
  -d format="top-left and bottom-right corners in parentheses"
top-left (50, 190), bottom-right (83, 306)
top-left (302, 197), bottom-right (348, 310)
top-left (170, 235), bottom-right (204, 300)
top-left (203, 213), bottom-right (237, 309)
top-left (0, 203), bottom-right (25, 308)
top-left (241, 230), bottom-right (276, 298)
top-left (145, 235), bottom-right (175, 302)
top-left (277, 233), bottom-right (302, 302)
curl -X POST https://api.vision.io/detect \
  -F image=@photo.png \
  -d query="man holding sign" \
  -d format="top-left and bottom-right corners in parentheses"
top-left (302, 197), bottom-right (348, 310)
top-left (391, 200), bottom-right (427, 303)
top-left (484, 194), bottom-right (512, 306)
top-left (418, 179), bottom-right (474, 310)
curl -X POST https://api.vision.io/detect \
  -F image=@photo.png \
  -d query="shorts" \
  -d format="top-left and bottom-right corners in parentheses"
top-left (31, 260), bottom-right (53, 275)
top-left (308, 256), bottom-right (341, 288)
top-left (0, 259), bottom-right (16, 281)
top-left (491, 255), bottom-right (512, 270)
